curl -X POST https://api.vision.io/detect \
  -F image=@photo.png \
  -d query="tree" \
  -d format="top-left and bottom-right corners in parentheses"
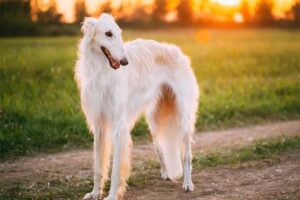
top-left (0, 0), bottom-right (32, 22)
top-left (0, 0), bottom-right (35, 36)
top-left (101, 1), bottom-right (112, 14)
top-left (199, 0), bottom-right (210, 12)
top-left (132, 5), bottom-right (149, 21)
top-left (255, 0), bottom-right (274, 25)
top-left (93, 0), bottom-right (112, 17)
top-left (177, 0), bottom-right (193, 25)
top-left (240, 0), bottom-right (250, 23)
top-left (36, 0), bottom-right (62, 24)
top-left (74, 0), bottom-right (87, 24)
top-left (152, 0), bottom-right (168, 22)
top-left (292, 2), bottom-right (300, 26)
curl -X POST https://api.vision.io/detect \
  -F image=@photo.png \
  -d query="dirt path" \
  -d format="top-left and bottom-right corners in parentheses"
top-left (1, 120), bottom-right (300, 199)
top-left (125, 151), bottom-right (300, 200)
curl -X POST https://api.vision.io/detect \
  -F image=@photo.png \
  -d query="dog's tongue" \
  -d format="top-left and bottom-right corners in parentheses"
top-left (112, 60), bottom-right (120, 69)
top-left (107, 52), bottom-right (120, 69)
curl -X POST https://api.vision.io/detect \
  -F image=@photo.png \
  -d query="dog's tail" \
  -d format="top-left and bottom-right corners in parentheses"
top-left (157, 123), bottom-right (183, 180)
top-left (147, 84), bottom-right (183, 181)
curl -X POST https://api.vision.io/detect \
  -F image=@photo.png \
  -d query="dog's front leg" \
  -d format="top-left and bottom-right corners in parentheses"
top-left (84, 126), bottom-right (112, 200)
top-left (104, 119), bottom-right (132, 200)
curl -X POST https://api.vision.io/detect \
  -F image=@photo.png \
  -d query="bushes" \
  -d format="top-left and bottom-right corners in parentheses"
top-left (0, 0), bottom-right (80, 37)
top-left (0, 0), bottom-right (36, 36)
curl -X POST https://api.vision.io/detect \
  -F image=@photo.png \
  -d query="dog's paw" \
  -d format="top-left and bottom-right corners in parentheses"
top-left (161, 169), bottom-right (170, 181)
top-left (83, 191), bottom-right (100, 200)
top-left (103, 195), bottom-right (117, 200)
top-left (183, 180), bottom-right (194, 192)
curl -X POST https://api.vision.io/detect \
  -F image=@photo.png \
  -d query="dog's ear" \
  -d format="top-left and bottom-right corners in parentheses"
top-left (81, 17), bottom-right (96, 41)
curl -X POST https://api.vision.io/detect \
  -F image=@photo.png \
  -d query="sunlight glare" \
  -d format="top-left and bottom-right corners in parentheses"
top-left (233, 13), bottom-right (244, 23)
top-left (214, 0), bottom-right (240, 6)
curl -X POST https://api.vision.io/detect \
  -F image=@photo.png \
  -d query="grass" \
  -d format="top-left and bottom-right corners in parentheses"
top-left (0, 176), bottom-right (93, 200)
top-left (1, 135), bottom-right (299, 199)
top-left (1, 29), bottom-right (300, 157)
top-left (193, 135), bottom-right (300, 168)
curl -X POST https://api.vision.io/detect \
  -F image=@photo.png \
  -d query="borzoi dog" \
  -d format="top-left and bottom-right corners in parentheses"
top-left (75, 13), bottom-right (199, 200)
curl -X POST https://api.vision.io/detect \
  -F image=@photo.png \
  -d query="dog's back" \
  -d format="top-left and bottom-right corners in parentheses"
top-left (125, 39), bottom-right (189, 70)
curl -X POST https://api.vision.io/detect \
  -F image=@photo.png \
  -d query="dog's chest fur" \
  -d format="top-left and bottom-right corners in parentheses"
top-left (78, 60), bottom-right (127, 123)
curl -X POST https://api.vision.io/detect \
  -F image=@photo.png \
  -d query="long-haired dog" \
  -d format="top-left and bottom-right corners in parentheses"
top-left (75, 14), bottom-right (199, 200)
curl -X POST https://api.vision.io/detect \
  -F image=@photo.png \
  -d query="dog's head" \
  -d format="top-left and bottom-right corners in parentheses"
top-left (81, 14), bottom-right (128, 69)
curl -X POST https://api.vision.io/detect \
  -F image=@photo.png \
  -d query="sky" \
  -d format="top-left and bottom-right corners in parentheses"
top-left (53, 0), bottom-right (296, 23)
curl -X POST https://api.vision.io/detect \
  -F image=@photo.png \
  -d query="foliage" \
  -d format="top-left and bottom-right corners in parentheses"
top-left (240, 0), bottom-right (251, 23)
top-left (74, 0), bottom-right (88, 24)
top-left (255, 0), bottom-right (274, 25)
top-left (0, 29), bottom-right (300, 157)
top-left (177, 0), bottom-right (194, 25)
top-left (94, 0), bottom-right (112, 16)
top-left (0, 0), bottom-right (65, 36)
top-left (152, 0), bottom-right (168, 22)
top-left (292, 2), bottom-right (300, 26)
top-left (1, 0), bottom-right (299, 37)
top-left (131, 5), bottom-right (149, 21)
top-left (0, 0), bottom-right (36, 36)
top-left (35, 0), bottom-right (62, 25)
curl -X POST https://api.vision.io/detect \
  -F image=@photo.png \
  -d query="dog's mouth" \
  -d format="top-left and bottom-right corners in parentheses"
top-left (101, 46), bottom-right (120, 69)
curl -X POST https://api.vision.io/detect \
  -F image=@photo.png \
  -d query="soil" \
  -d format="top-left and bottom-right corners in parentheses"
top-left (125, 152), bottom-right (300, 200)
top-left (1, 120), bottom-right (300, 199)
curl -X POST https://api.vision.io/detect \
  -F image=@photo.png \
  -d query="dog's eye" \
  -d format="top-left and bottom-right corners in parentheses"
top-left (105, 31), bottom-right (113, 37)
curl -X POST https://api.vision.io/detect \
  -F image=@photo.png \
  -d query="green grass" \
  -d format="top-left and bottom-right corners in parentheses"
top-left (0, 176), bottom-right (93, 200)
top-left (193, 135), bottom-right (300, 168)
top-left (1, 29), bottom-right (300, 157)
top-left (1, 135), bottom-right (299, 199)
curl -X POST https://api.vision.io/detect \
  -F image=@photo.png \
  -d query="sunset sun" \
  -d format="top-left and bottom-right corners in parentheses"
top-left (214, 0), bottom-right (240, 6)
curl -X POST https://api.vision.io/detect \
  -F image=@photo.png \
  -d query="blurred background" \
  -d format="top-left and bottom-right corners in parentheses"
top-left (0, 0), bottom-right (300, 36)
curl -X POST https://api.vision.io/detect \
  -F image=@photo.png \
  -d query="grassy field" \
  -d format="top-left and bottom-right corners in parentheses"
top-left (1, 29), bottom-right (300, 157)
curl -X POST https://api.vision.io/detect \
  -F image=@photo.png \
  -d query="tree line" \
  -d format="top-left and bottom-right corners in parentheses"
top-left (1, 0), bottom-right (299, 36)
top-left (73, 0), bottom-right (300, 26)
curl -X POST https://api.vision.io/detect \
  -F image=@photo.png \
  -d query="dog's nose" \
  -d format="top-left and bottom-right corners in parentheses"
top-left (120, 58), bottom-right (128, 66)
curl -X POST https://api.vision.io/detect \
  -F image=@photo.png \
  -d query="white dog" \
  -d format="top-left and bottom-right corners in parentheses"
top-left (75, 13), bottom-right (199, 200)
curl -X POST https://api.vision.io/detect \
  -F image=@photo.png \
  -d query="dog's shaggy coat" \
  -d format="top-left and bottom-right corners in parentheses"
top-left (75, 14), bottom-right (199, 200)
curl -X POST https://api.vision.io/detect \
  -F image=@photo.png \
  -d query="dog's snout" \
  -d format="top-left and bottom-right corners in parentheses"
top-left (120, 58), bottom-right (128, 66)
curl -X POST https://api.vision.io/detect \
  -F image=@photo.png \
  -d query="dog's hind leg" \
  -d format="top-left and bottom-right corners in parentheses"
top-left (153, 136), bottom-right (169, 180)
top-left (147, 102), bottom-right (169, 180)
top-left (84, 123), bottom-right (112, 200)
top-left (182, 132), bottom-right (194, 192)
top-left (175, 92), bottom-right (197, 192)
